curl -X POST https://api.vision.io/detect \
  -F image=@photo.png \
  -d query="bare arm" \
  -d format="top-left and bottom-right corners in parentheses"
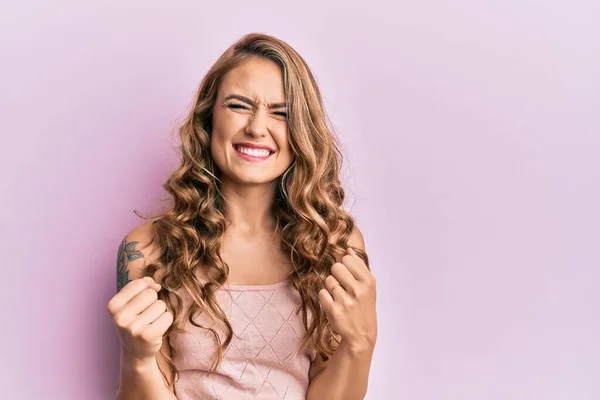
top-left (116, 344), bottom-right (177, 400)
top-left (306, 340), bottom-right (375, 400)
top-left (111, 223), bottom-right (177, 400)
top-left (306, 226), bottom-right (377, 400)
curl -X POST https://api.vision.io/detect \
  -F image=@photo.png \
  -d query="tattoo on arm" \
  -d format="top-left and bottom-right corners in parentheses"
top-left (116, 237), bottom-right (145, 292)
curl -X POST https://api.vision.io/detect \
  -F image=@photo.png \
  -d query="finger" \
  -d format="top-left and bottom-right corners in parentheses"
top-left (318, 288), bottom-right (335, 313)
top-left (330, 262), bottom-right (358, 295)
top-left (346, 247), bottom-right (368, 270)
top-left (341, 249), bottom-right (370, 282)
top-left (145, 311), bottom-right (174, 338)
top-left (125, 287), bottom-right (161, 316)
top-left (113, 287), bottom-right (160, 327)
top-left (117, 289), bottom-right (158, 325)
top-left (108, 277), bottom-right (160, 315)
top-left (324, 275), bottom-right (349, 303)
top-left (134, 300), bottom-right (168, 326)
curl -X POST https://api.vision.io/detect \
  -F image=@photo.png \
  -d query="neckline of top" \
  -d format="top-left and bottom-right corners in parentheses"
top-left (197, 277), bottom-right (293, 291)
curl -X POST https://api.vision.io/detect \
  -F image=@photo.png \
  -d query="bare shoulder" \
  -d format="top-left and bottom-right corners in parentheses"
top-left (329, 222), bottom-right (366, 262)
top-left (116, 221), bottom-right (163, 290)
top-left (347, 224), bottom-right (366, 252)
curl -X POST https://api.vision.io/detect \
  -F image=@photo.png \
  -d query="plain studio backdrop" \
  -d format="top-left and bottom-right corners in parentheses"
top-left (0, 1), bottom-right (598, 399)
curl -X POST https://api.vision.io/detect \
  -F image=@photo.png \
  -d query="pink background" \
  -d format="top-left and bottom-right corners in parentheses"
top-left (1, 1), bottom-right (598, 399)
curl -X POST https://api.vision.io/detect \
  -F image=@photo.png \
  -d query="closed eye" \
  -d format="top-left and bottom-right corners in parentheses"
top-left (226, 103), bottom-right (287, 118)
top-left (226, 103), bottom-right (249, 110)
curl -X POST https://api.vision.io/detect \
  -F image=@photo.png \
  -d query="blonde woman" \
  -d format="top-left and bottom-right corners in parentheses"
top-left (107, 33), bottom-right (378, 400)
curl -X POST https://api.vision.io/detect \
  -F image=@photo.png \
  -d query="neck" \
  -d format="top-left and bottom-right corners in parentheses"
top-left (219, 178), bottom-right (277, 233)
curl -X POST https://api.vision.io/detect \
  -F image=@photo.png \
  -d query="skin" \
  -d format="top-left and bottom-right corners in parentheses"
top-left (116, 238), bottom-right (144, 292)
top-left (211, 56), bottom-right (293, 191)
top-left (307, 242), bottom-right (378, 400)
top-left (109, 56), bottom-right (377, 399)
top-left (209, 56), bottom-right (296, 285)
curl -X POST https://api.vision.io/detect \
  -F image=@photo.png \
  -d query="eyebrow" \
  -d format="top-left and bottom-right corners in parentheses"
top-left (223, 94), bottom-right (287, 109)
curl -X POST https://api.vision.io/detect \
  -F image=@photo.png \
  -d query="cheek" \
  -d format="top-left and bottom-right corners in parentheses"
top-left (209, 129), bottom-right (232, 168)
top-left (210, 117), bottom-right (237, 151)
top-left (281, 140), bottom-right (293, 161)
top-left (212, 108), bottom-right (242, 138)
top-left (282, 139), bottom-right (294, 164)
top-left (276, 129), bottom-right (292, 155)
top-left (210, 131), bottom-right (225, 154)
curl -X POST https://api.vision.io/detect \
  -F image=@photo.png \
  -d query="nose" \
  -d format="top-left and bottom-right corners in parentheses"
top-left (245, 110), bottom-right (268, 138)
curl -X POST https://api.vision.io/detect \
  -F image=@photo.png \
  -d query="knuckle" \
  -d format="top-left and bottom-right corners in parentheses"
top-left (142, 287), bottom-right (158, 301)
top-left (107, 300), bottom-right (117, 316)
top-left (113, 313), bottom-right (127, 328)
top-left (134, 277), bottom-right (147, 287)
top-left (343, 297), bottom-right (355, 307)
top-left (131, 279), bottom-right (147, 293)
top-left (330, 263), bottom-right (343, 273)
top-left (139, 329), bottom-right (154, 343)
top-left (367, 276), bottom-right (377, 287)
top-left (128, 323), bottom-right (143, 338)
top-left (354, 286), bottom-right (369, 299)
top-left (162, 311), bottom-right (174, 326)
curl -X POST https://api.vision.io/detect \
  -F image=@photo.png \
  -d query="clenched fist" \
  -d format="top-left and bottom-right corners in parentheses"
top-left (107, 277), bottom-right (173, 361)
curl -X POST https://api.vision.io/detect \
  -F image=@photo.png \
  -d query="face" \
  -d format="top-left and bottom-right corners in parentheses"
top-left (210, 57), bottom-right (293, 186)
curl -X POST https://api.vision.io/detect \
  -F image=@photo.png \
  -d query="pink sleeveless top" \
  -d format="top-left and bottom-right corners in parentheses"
top-left (169, 279), bottom-right (317, 400)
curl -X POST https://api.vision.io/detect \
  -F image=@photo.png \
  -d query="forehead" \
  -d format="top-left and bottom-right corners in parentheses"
top-left (219, 57), bottom-right (285, 101)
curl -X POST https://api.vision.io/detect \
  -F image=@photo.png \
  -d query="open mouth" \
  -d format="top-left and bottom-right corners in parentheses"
top-left (233, 144), bottom-right (275, 162)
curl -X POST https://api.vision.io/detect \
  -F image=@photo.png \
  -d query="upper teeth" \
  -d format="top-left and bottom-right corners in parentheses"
top-left (236, 146), bottom-right (271, 157)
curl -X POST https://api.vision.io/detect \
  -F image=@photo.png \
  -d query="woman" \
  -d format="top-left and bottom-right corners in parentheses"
top-left (107, 32), bottom-right (378, 400)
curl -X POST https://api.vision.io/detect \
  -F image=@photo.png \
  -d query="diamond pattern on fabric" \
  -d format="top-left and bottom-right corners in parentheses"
top-left (170, 280), bottom-right (316, 400)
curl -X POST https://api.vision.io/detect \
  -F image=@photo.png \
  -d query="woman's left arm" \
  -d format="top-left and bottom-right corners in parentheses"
top-left (306, 228), bottom-right (378, 400)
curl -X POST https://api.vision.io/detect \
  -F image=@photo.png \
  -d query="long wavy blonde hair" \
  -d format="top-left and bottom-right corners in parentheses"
top-left (138, 32), bottom-right (369, 385)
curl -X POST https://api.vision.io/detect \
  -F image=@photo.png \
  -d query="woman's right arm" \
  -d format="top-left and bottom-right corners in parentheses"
top-left (108, 224), bottom-right (177, 400)
top-left (116, 342), bottom-right (176, 400)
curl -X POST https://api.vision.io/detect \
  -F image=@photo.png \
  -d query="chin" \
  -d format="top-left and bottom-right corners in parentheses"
top-left (231, 172), bottom-right (279, 185)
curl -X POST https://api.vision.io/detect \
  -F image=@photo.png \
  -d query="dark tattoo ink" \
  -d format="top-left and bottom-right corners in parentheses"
top-left (116, 237), bottom-right (145, 292)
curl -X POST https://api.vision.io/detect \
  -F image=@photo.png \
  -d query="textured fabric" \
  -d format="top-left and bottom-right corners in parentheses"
top-left (169, 279), bottom-right (316, 400)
